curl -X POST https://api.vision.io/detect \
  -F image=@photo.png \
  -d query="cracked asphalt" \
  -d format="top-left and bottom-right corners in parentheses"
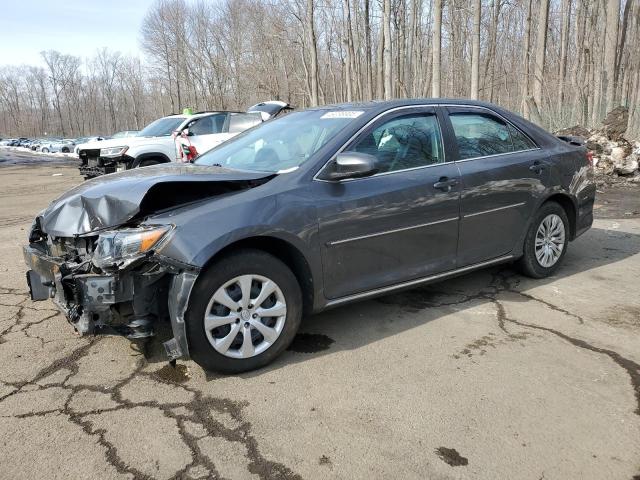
top-left (1, 164), bottom-right (639, 480)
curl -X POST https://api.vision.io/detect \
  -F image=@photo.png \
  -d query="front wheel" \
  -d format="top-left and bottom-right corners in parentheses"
top-left (185, 249), bottom-right (302, 374)
top-left (41, 147), bottom-right (49, 153)
top-left (517, 201), bottom-right (569, 278)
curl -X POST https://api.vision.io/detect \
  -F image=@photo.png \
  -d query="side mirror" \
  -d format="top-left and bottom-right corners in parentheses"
top-left (319, 152), bottom-right (379, 181)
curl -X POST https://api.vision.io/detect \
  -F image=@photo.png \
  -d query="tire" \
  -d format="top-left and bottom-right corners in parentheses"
top-left (62, 147), bottom-right (69, 153)
top-left (517, 201), bottom-right (570, 278)
top-left (41, 147), bottom-right (49, 153)
top-left (185, 249), bottom-right (303, 374)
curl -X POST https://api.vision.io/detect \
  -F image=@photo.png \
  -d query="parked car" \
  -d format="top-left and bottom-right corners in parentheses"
top-left (31, 139), bottom-right (45, 151)
top-left (23, 99), bottom-right (595, 373)
top-left (76, 101), bottom-right (290, 179)
top-left (0, 138), bottom-right (17, 146)
top-left (37, 138), bottom-right (63, 153)
top-left (48, 139), bottom-right (77, 153)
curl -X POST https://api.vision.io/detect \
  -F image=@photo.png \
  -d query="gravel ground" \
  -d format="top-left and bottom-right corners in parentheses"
top-left (0, 162), bottom-right (639, 480)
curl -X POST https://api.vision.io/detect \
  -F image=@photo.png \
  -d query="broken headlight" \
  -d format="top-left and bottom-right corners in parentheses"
top-left (100, 146), bottom-right (128, 158)
top-left (92, 226), bottom-right (170, 269)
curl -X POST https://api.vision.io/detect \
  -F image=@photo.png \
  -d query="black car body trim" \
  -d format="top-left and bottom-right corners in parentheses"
top-left (463, 202), bottom-right (527, 218)
top-left (328, 216), bottom-right (460, 246)
top-left (325, 254), bottom-right (516, 307)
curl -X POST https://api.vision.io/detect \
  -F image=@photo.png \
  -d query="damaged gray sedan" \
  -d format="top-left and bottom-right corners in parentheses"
top-left (24, 100), bottom-right (595, 373)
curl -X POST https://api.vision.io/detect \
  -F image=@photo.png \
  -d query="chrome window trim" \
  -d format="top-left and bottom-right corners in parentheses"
top-left (325, 254), bottom-right (515, 306)
top-left (442, 104), bottom-right (541, 162)
top-left (313, 104), bottom-right (449, 183)
top-left (463, 202), bottom-right (526, 218)
top-left (453, 148), bottom-right (540, 163)
top-left (328, 216), bottom-right (459, 246)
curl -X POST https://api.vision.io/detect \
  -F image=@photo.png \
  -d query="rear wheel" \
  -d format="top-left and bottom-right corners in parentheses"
top-left (61, 147), bottom-right (70, 153)
top-left (186, 249), bottom-right (302, 373)
top-left (517, 201), bottom-right (569, 278)
top-left (41, 147), bottom-right (49, 153)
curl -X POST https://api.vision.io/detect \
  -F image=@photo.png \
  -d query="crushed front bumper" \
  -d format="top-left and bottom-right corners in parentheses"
top-left (23, 244), bottom-right (197, 360)
top-left (78, 156), bottom-right (130, 178)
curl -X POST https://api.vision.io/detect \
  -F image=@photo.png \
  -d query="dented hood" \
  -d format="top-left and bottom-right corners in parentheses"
top-left (39, 163), bottom-right (273, 237)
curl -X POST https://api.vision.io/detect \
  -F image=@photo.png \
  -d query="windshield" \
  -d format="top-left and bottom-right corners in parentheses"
top-left (195, 110), bottom-right (362, 172)
top-left (139, 117), bottom-right (184, 137)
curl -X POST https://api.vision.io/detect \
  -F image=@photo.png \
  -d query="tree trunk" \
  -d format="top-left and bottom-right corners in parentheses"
top-left (382, 0), bottom-right (393, 100)
top-left (364, 0), bottom-right (373, 100)
top-left (432, 0), bottom-right (442, 97)
top-left (522, 0), bottom-right (533, 118)
top-left (532, 0), bottom-right (550, 122)
top-left (558, 0), bottom-right (572, 105)
top-left (306, 0), bottom-right (319, 106)
top-left (603, 0), bottom-right (620, 112)
top-left (470, 0), bottom-right (481, 99)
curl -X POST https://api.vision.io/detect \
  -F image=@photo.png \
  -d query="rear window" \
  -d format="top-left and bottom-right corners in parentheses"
top-left (450, 113), bottom-right (537, 160)
top-left (228, 113), bottom-right (263, 134)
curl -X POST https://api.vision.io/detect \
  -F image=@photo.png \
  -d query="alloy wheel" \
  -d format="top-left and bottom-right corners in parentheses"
top-left (203, 274), bottom-right (287, 359)
top-left (535, 213), bottom-right (565, 268)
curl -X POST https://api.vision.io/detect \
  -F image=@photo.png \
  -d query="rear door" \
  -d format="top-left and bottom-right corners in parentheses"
top-left (443, 106), bottom-right (548, 266)
top-left (316, 107), bottom-right (462, 299)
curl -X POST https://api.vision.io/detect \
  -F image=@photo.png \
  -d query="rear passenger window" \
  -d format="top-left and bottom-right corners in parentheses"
top-left (449, 113), bottom-right (513, 159)
top-left (508, 123), bottom-right (537, 150)
top-left (347, 113), bottom-right (444, 173)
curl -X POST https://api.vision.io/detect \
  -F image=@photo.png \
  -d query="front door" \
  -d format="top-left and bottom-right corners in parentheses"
top-left (443, 106), bottom-right (549, 266)
top-left (316, 107), bottom-right (461, 299)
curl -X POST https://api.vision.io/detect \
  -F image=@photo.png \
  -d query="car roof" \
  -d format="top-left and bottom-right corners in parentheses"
top-left (306, 98), bottom-right (508, 114)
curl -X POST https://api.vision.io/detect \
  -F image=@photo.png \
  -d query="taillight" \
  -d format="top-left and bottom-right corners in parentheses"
top-left (586, 150), bottom-right (594, 167)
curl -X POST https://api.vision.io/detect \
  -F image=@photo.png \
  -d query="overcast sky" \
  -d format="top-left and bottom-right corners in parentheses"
top-left (0, 0), bottom-right (158, 67)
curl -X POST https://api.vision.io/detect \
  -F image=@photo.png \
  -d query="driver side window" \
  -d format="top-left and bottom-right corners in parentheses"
top-left (346, 113), bottom-right (444, 173)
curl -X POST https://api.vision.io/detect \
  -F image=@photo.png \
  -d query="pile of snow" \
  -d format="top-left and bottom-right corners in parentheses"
top-left (0, 146), bottom-right (78, 159)
top-left (556, 107), bottom-right (640, 179)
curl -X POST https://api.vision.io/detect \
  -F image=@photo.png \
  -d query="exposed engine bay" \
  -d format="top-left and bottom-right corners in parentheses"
top-left (23, 164), bottom-right (274, 359)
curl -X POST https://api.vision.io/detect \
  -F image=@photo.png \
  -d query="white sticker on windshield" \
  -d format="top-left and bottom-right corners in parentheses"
top-left (320, 111), bottom-right (364, 119)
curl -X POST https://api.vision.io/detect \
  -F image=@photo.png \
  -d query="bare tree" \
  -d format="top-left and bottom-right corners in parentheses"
top-left (306, 0), bottom-right (320, 106)
top-left (531, 0), bottom-right (550, 123)
top-left (382, 0), bottom-right (393, 100)
top-left (432, 0), bottom-right (442, 97)
top-left (470, 0), bottom-right (481, 99)
top-left (603, 0), bottom-right (620, 111)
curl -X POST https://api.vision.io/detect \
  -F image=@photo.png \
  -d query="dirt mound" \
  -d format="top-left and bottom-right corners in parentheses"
top-left (554, 107), bottom-right (639, 179)
top-left (600, 106), bottom-right (629, 141)
top-left (555, 125), bottom-right (591, 138)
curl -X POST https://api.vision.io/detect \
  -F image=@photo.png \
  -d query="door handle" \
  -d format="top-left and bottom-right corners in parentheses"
top-left (529, 161), bottom-right (547, 173)
top-left (433, 177), bottom-right (459, 191)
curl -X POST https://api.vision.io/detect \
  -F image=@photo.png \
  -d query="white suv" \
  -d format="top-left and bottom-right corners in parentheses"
top-left (78, 101), bottom-right (290, 179)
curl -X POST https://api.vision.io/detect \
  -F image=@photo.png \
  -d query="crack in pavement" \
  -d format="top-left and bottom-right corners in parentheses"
top-left (377, 269), bottom-right (638, 415)
top-left (0, 287), bottom-right (303, 480)
top-left (2, 264), bottom-right (639, 479)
